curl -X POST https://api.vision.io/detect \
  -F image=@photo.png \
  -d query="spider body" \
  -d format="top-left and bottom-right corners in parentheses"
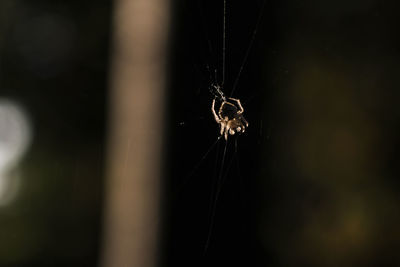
top-left (211, 97), bottom-right (249, 140)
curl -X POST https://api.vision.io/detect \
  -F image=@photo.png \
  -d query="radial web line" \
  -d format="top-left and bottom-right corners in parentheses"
top-left (230, 0), bottom-right (266, 97)
top-left (204, 139), bottom-right (227, 252)
top-left (179, 136), bottom-right (222, 193)
top-left (222, 0), bottom-right (226, 86)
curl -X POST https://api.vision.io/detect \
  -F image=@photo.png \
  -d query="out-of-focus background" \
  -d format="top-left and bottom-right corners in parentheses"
top-left (166, 1), bottom-right (400, 267)
top-left (1, 0), bottom-right (400, 266)
top-left (0, 0), bottom-right (109, 266)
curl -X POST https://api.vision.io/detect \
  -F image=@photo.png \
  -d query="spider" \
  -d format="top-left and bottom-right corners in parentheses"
top-left (211, 91), bottom-right (249, 141)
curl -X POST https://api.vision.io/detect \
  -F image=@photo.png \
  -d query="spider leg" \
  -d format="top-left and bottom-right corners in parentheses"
top-left (224, 126), bottom-right (229, 140)
top-left (220, 122), bottom-right (225, 136)
top-left (218, 103), bottom-right (225, 119)
top-left (228, 97), bottom-right (244, 114)
top-left (211, 98), bottom-right (221, 123)
top-left (241, 116), bottom-right (249, 128)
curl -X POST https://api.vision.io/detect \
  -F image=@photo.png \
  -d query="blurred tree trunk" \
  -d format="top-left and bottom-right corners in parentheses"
top-left (100, 0), bottom-right (169, 266)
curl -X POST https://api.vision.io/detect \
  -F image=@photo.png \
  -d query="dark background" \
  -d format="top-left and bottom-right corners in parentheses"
top-left (0, 0), bottom-right (110, 266)
top-left (1, 0), bottom-right (400, 266)
top-left (165, 0), bottom-right (400, 266)
top-left (164, 0), bottom-right (270, 266)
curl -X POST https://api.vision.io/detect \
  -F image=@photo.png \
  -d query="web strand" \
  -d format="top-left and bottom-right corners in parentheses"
top-left (179, 136), bottom-right (221, 194)
top-left (204, 139), bottom-right (227, 252)
top-left (230, 0), bottom-right (266, 97)
top-left (222, 0), bottom-right (226, 86)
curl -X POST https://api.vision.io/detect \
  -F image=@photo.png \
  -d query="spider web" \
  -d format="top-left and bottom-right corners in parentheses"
top-left (164, 0), bottom-right (268, 265)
